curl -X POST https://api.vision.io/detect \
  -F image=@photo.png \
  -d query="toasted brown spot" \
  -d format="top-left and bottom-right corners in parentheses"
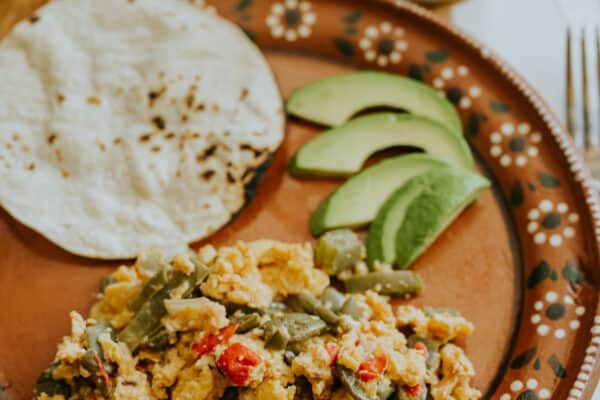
top-left (223, 130), bottom-right (231, 137)
top-left (57, 93), bottom-right (65, 104)
top-left (22, 145), bottom-right (30, 153)
top-left (240, 88), bottom-right (249, 100)
top-left (212, 104), bottom-right (220, 112)
top-left (29, 15), bottom-right (40, 23)
top-left (196, 145), bottom-right (217, 163)
top-left (210, 186), bottom-right (219, 194)
top-left (226, 172), bottom-right (236, 183)
top-left (87, 96), bottom-right (101, 105)
top-left (97, 140), bottom-right (106, 151)
top-left (191, 133), bottom-right (200, 139)
top-left (122, 380), bottom-right (137, 386)
top-left (113, 137), bottom-right (122, 145)
top-left (240, 143), bottom-right (263, 158)
top-left (202, 203), bottom-right (210, 209)
top-left (61, 169), bottom-right (70, 178)
top-left (185, 93), bottom-right (195, 109)
top-left (196, 103), bottom-right (206, 112)
top-left (151, 146), bottom-right (161, 153)
top-left (48, 133), bottom-right (57, 145)
top-left (176, 169), bottom-right (182, 178)
top-left (164, 132), bottom-right (176, 140)
top-left (12, 133), bottom-right (19, 141)
top-left (148, 86), bottom-right (166, 107)
top-left (27, 163), bottom-right (35, 171)
top-left (139, 134), bottom-right (152, 142)
top-left (55, 149), bottom-right (63, 162)
top-left (152, 116), bottom-right (166, 130)
top-left (201, 170), bottom-right (215, 180)
top-left (114, 87), bottom-right (125, 96)
top-left (181, 114), bottom-right (189, 123)
top-left (5, 143), bottom-right (12, 150)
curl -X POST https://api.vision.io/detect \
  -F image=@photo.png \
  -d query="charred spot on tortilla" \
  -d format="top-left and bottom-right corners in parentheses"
top-left (27, 163), bottom-right (35, 171)
top-left (22, 146), bottom-right (30, 153)
top-left (148, 86), bottom-right (166, 107)
top-left (240, 88), bottom-right (249, 100)
top-left (185, 93), bottom-right (195, 109)
top-left (139, 133), bottom-right (152, 143)
top-left (47, 133), bottom-right (57, 145)
top-left (196, 103), bottom-right (206, 112)
top-left (164, 132), bottom-right (176, 140)
top-left (151, 146), bottom-right (161, 153)
top-left (113, 137), bottom-right (122, 145)
top-left (152, 116), bottom-right (166, 130)
top-left (212, 104), bottom-right (220, 112)
top-left (227, 172), bottom-right (236, 184)
top-left (97, 140), bottom-right (106, 152)
top-left (228, 153), bottom-right (275, 223)
top-left (201, 170), bottom-right (216, 180)
top-left (181, 114), bottom-right (189, 123)
top-left (29, 15), bottom-right (40, 24)
top-left (87, 96), bottom-right (101, 105)
top-left (240, 143), bottom-right (264, 158)
top-left (196, 145), bottom-right (217, 163)
top-left (56, 93), bottom-right (65, 104)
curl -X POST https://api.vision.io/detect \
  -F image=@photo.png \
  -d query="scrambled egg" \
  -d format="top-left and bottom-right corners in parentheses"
top-left (36, 240), bottom-right (481, 400)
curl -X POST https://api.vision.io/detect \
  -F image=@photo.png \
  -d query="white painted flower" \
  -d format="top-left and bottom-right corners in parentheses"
top-left (432, 65), bottom-right (481, 110)
top-left (499, 379), bottom-right (551, 399)
top-left (359, 22), bottom-right (407, 67)
top-left (266, 0), bottom-right (316, 42)
top-left (489, 122), bottom-right (541, 167)
top-left (527, 200), bottom-right (578, 247)
top-left (531, 291), bottom-right (584, 339)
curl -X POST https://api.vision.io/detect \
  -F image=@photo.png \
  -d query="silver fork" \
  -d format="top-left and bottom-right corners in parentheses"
top-left (566, 20), bottom-right (600, 188)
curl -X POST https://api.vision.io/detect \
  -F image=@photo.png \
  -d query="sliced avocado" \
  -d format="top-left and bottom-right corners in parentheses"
top-left (286, 71), bottom-right (462, 134)
top-left (366, 169), bottom-right (452, 266)
top-left (310, 154), bottom-right (450, 236)
top-left (367, 169), bottom-right (490, 268)
top-left (290, 113), bottom-right (472, 177)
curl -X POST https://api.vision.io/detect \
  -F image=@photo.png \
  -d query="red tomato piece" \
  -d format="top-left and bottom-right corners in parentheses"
top-left (217, 342), bottom-right (262, 386)
top-left (192, 323), bottom-right (238, 358)
top-left (413, 342), bottom-right (429, 360)
top-left (405, 383), bottom-right (425, 397)
top-left (357, 354), bottom-right (387, 382)
top-left (325, 343), bottom-right (340, 365)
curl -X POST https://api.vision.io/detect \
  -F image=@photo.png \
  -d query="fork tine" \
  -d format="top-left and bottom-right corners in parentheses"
top-left (566, 28), bottom-right (576, 137)
top-left (581, 27), bottom-right (593, 151)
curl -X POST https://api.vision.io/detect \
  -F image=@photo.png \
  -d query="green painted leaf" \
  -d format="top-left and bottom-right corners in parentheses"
top-left (426, 50), bottom-right (449, 63)
top-left (345, 27), bottom-right (358, 35)
top-left (562, 263), bottom-right (583, 285)
top-left (490, 100), bottom-right (511, 113)
top-left (333, 38), bottom-right (355, 57)
top-left (533, 358), bottom-right (541, 370)
top-left (242, 28), bottom-right (256, 41)
top-left (527, 261), bottom-right (550, 289)
top-left (550, 270), bottom-right (558, 281)
top-left (511, 181), bottom-right (524, 208)
top-left (235, 0), bottom-right (253, 12)
top-left (408, 65), bottom-right (424, 81)
top-left (342, 11), bottom-right (363, 24)
top-left (527, 182), bottom-right (536, 192)
top-left (548, 354), bottom-right (567, 378)
top-left (467, 114), bottom-right (480, 137)
top-left (510, 347), bottom-right (537, 369)
top-left (539, 172), bottom-right (560, 188)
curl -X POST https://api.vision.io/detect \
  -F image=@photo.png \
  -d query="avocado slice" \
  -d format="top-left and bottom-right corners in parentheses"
top-left (310, 154), bottom-right (450, 236)
top-left (367, 169), bottom-right (490, 269)
top-left (286, 71), bottom-right (462, 134)
top-left (290, 113), bottom-right (472, 177)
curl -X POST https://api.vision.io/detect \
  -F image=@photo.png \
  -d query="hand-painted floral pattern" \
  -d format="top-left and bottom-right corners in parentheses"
top-left (266, 0), bottom-right (316, 41)
top-left (531, 291), bottom-right (585, 338)
top-left (358, 22), bottom-right (407, 66)
top-left (499, 378), bottom-right (551, 400)
top-left (526, 200), bottom-right (578, 247)
top-left (432, 65), bottom-right (481, 110)
top-left (489, 122), bottom-right (541, 167)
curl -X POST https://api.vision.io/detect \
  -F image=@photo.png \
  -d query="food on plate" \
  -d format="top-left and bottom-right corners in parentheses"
top-left (290, 113), bottom-right (473, 177)
top-left (367, 170), bottom-right (490, 268)
top-left (310, 155), bottom-right (450, 236)
top-left (286, 71), bottom-right (462, 134)
top-left (36, 240), bottom-right (480, 400)
top-left (0, 0), bottom-right (284, 259)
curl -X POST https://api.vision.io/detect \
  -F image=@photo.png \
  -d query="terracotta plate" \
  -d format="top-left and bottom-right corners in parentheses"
top-left (1, 0), bottom-right (599, 399)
